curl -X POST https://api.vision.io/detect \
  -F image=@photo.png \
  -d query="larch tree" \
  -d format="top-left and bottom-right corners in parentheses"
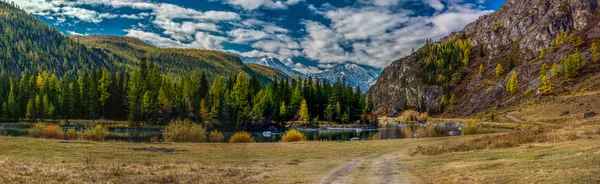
top-left (506, 72), bottom-right (519, 94)
top-left (540, 76), bottom-right (552, 95)
top-left (299, 99), bottom-right (309, 125)
top-left (495, 63), bottom-right (504, 78)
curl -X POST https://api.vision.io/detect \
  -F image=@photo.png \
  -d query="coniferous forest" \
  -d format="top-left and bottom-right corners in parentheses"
top-left (0, 57), bottom-right (370, 131)
top-left (0, 2), bottom-right (371, 131)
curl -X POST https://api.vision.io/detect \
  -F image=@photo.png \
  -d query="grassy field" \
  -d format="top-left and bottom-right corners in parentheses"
top-left (1, 91), bottom-right (600, 183)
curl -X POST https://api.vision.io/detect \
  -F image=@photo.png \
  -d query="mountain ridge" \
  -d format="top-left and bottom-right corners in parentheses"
top-left (367, 0), bottom-right (600, 116)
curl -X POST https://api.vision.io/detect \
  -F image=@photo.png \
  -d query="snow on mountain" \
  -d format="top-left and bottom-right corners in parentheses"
top-left (239, 56), bottom-right (306, 78)
top-left (312, 64), bottom-right (380, 93)
top-left (239, 56), bottom-right (380, 93)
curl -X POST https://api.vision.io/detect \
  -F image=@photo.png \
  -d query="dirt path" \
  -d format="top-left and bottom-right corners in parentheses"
top-left (320, 158), bottom-right (364, 184)
top-left (320, 148), bottom-right (419, 184)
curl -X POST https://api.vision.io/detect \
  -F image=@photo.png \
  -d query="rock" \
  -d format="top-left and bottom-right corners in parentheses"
top-left (560, 111), bottom-right (570, 116)
top-left (584, 111), bottom-right (597, 118)
top-left (367, 0), bottom-right (600, 116)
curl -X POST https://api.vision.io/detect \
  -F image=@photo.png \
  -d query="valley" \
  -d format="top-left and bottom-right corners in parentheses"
top-left (2, 0), bottom-right (600, 183)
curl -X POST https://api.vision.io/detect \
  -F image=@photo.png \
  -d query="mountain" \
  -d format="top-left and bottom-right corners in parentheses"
top-left (239, 56), bottom-right (306, 78)
top-left (76, 35), bottom-right (290, 82)
top-left (239, 56), bottom-right (380, 92)
top-left (367, 0), bottom-right (600, 116)
top-left (312, 64), bottom-right (380, 93)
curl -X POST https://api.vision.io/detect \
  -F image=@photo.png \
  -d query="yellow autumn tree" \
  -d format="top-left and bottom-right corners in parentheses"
top-left (495, 63), bottom-right (504, 78)
top-left (478, 64), bottom-right (484, 75)
top-left (540, 76), bottom-right (552, 95)
top-left (506, 72), bottom-right (518, 94)
top-left (299, 99), bottom-right (309, 125)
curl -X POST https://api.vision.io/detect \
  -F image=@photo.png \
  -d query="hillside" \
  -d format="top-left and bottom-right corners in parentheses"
top-left (76, 35), bottom-right (289, 82)
top-left (367, 0), bottom-right (600, 116)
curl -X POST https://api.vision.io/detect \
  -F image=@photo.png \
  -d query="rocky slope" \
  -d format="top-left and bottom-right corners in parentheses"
top-left (367, 0), bottom-right (600, 116)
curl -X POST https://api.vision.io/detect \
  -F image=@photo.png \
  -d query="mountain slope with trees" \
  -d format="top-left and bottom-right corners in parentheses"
top-left (0, 1), bottom-right (369, 131)
top-left (367, 0), bottom-right (600, 117)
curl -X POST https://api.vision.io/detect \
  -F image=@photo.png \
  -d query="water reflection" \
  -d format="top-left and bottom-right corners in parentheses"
top-left (0, 122), bottom-right (508, 143)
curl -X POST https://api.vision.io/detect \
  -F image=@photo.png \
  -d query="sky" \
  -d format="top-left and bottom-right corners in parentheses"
top-left (14, 0), bottom-right (504, 74)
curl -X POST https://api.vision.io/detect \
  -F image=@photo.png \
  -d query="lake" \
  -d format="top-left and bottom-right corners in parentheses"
top-left (0, 122), bottom-right (508, 142)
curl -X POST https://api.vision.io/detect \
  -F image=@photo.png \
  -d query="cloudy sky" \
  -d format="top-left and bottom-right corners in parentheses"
top-left (15, 0), bottom-right (504, 74)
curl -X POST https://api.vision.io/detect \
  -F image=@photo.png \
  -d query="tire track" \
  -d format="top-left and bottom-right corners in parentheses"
top-left (320, 158), bottom-right (364, 184)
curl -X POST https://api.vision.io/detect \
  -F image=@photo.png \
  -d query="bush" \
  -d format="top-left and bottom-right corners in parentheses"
top-left (281, 129), bottom-right (307, 142)
top-left (399, 110), bottom-right (429, 122)
top-left (83, 125), bottom-right (109, 142)
top-left (163, 119), bottom-right (206, 143)
top-left (229, 131), bottom-right (255, 143)
top-left (209, 130), bottom-right (225, 143)
top-left (65, 129), bottom-right (79, 140)
top-left (462, 120), bottom-right (480, 135)
top-left (28, 123), bottom-right (64, 139)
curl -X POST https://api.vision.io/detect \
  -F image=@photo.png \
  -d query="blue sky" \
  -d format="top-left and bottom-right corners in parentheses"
top-left (15, 0), bottom-right (504, 74)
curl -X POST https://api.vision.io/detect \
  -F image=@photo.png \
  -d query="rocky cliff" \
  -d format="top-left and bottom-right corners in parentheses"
top-left (367, 0), bottom-right (600, 116)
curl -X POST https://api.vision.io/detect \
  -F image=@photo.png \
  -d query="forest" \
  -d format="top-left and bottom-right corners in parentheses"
top-left (0, 57), bottom-right (370, 131)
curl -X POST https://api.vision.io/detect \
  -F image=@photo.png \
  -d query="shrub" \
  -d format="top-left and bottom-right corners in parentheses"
top-left (28, 123), bottom-right (64, 139)
top-left (83, 125), bottom-right (109, 142)
top-left (399, 110), bottom-right (429, 122)
top-left (281, 129), bottom-right (307, 142)
top-left (462, 120), bottom-right (480, 135)
top-left (163, 119), bottom-right (206, 143)
top-left (209, 130), bottom-right (225, 143)
top-left (229, 131), bottom-right (255, 143)
top-left (65, 129), bottom-right (78, 140)
top-left (370, 131), bottom-right (381, 140)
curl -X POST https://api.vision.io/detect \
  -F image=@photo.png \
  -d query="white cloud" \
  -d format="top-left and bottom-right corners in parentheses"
top-left (428, 0), bottom-right (445, 11)
top-left (292, 62), bottom-right (322, 74)
top-left (225, 0), bottom-right (303, 10)
top-left (125, 29), bottom-right (226, 50)
top-left (16, 0), bottom-right (111, 23)
top-left (228, 29), bottom-right (270, 43)
top-left (299, 2), bottom-right (493, 68)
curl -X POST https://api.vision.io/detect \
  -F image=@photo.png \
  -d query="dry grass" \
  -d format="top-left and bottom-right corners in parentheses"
top-left (462, 119), bottom-right (480, 135)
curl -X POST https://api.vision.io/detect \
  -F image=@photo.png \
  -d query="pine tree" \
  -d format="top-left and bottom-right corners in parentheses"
top-left (7, 85), bottom-right (18, 119)
top-left (98, 68), bottom-right (112, 118)
top-left (479, 45), bottom-right (485, 57)
top-left (299, 99), bottom-right (309, 125)
top-left (26, 98), bottom-right (35, 120)
top-left (495, 63), bottom-right (504, 78)
top-left (440, 95), bottom-right (447, 106)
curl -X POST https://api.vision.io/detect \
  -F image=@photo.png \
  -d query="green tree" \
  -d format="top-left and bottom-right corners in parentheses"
top-left (98, 68), bottom-right (112, 118)
top-left (551, 63), bottom-right (559, 77)
top-left (7, 85), bottom-right (18, 119)
top-left (26, 98), bottom-right (35, 120)
top-left (539, 47), bottom-right (546, 60)
top-left (449, 94), bottom-right (456, 105)
top-left (495, 63), bottom-right (504, 78)
top-left (539, 63), bottom-right (550, 78)
top-left (562, 51), bottom-right (582, 79)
